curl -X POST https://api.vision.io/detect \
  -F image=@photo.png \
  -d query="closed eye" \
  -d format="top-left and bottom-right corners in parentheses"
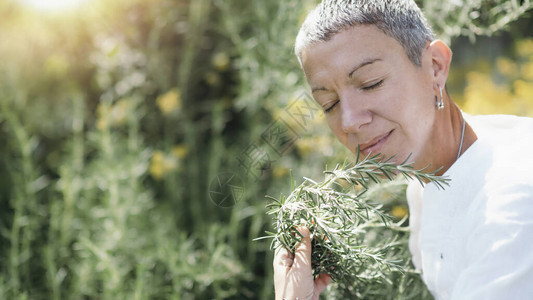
top-left (324, 79), bottom-right (383, 113)
top-left (324, 100), bottom-right (339, 113)
top-left (362, 79), bottom-right (384, 91)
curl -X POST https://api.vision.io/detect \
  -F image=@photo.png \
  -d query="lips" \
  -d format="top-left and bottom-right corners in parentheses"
top-left (359, 130), bottom-right (393, 155)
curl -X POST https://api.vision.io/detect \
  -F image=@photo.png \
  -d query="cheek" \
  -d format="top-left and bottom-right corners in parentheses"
top-left (325, 112), bottom-right (336, 128)
top-left (386, 85), bottom-right (436, 154)
top-left (394, 79), bottom-right (435, 124)
top-left (326, 115), bottom-right (348, 144)
top-left (326, 115), bottom-right (340, 134)
top-left (400, 106), bottom-right (435, 157)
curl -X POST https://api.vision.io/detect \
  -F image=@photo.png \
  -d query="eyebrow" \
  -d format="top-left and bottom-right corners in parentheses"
top-left (348, 58), bottom-right (382, 78)
top-left (311, 58), bottom-right (382, 93)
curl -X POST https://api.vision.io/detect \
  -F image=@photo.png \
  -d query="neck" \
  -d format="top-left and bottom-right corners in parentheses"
top-left (418, 95), bottom-right (478, 176)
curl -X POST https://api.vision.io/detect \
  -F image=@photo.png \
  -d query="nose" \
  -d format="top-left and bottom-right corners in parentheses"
top-left (340, 95), bottom-right (373, 133)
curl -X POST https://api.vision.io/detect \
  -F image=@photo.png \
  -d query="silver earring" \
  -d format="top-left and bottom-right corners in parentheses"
top-left (436, 86), bottom-right (444, 110)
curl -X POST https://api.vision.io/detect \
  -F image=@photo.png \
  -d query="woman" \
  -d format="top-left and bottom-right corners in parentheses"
top-left (274, 1), bottom-right (533, 299)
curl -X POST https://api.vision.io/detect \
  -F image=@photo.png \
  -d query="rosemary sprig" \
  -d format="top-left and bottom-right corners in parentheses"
top-left (261, 153), bottom-right (448, 288)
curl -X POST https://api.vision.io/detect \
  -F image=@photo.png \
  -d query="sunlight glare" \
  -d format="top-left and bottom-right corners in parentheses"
top-left (19, 0), bottom-right (89, 12)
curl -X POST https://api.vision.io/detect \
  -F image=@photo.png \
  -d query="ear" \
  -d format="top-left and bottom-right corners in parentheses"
top-left (428, 40), bottom-right (452, 90)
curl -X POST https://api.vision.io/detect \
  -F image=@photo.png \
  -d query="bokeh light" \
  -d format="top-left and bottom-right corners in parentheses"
top-left (18, 0), bottom-right (89, 12)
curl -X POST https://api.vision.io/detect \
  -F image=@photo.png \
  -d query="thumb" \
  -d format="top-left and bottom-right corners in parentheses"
top-left (314, 273), bottom-right (332, 294)
top-left (292, 227), bottom-right (312, 272)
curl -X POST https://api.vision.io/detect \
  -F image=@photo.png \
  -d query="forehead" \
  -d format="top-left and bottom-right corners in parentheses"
top-left (301, 25), bottom-right (406, 82)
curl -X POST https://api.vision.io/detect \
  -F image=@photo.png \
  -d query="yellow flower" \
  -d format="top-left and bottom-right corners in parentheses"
top-left (96, 99), bottom-right (134, 130)
top-left (171, 144), bottom-right (189, 159)
top-left (521, 61), bottom-right (533, 81)
top-left (109, 98), bottom-right (132, 126)
top-left (149, 150), bottom-right (177, 180)
top-left (273, 166), bottom-right (288, 178)
top-left (96, 118), bottom-right (108, 131)
top-left (205, 71), bottom-right (221, 86)
top-left (513, 80), bottom-right (533, 116)
top-left (391, 206), bottom-right (408, 219)
top-left (149, 151), bottom-right (165, 179)
top-left (212, 52), bottom-right (230, 72)
top-left (156, 89), bottom-right (181, 115)
top-left (296, 137), bottom-right (314, 157)
top-left (517, 38), bottom-right (533, 58)
top-left (296, 135), bottom-right (335, 157)
top-left (496, 57), bottom-right (518, 78)
top-left (462, 72), bottom-right (514, 115)
top-left (514, 80), bottom-right (533, 98)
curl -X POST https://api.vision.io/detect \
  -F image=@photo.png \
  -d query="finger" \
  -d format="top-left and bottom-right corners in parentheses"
top-left (314, 273), bottom-right (332, 294)
top-left (292, 227), bottom-right (312, 271)
top-left (273, 247), bottom-right (294, 271)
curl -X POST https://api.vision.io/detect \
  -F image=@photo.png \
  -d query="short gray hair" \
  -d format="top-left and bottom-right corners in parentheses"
top-left (295, 0), bottom-right (435, 66)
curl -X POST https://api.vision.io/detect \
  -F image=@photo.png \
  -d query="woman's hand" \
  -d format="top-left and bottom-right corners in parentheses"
top-left (273, 227), bottom-right (332, 300)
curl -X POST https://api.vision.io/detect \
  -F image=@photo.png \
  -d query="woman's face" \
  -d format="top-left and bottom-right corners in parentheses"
top-left (301, 25), bottom-right (438, 165)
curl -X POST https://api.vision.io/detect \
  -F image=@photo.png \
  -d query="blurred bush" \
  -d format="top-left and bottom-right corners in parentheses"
top-left (453, 37), bottom-right (533, 116)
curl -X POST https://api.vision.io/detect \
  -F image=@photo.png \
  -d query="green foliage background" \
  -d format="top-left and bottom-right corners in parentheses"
top-left (0, 0), bottom-right (532, 299)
